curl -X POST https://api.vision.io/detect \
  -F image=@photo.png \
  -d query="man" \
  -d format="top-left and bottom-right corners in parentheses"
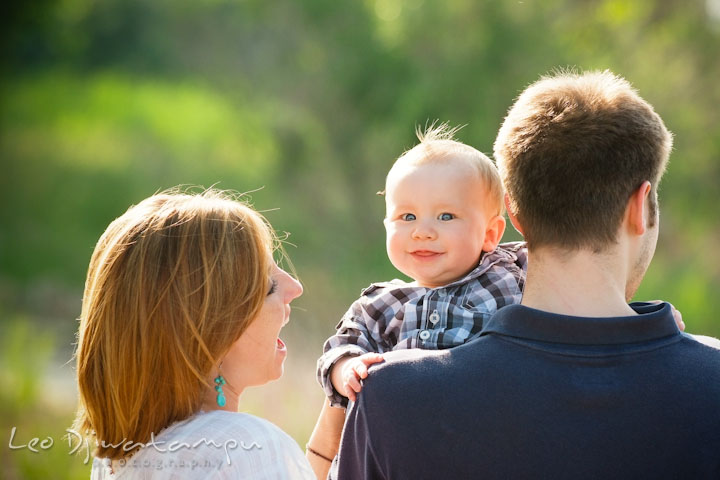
top-left (332, 70), bottom-right (720, 479)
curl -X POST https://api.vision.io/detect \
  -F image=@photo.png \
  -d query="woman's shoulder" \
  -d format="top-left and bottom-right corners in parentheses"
top-left (93, 411), bottom-right (314, 479)
top-left (160, 410), bottom-right (309, 464)
top-left (182, 410), bottom-right (278, 431)
top-left (169, 411), bottom-right (314, 478)
top-left (181, 410), bottom-right (297, 445)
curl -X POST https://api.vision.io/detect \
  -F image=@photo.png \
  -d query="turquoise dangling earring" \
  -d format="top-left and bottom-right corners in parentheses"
top-left (214, 375), bottom-right (227, 407)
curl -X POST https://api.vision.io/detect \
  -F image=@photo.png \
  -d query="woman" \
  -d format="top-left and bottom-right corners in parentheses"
top-left (73, 188), bottom-right (315, 479)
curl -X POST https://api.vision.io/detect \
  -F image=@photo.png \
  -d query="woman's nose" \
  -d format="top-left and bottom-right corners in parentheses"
top-left (281, 270), bottom-right (303, 302)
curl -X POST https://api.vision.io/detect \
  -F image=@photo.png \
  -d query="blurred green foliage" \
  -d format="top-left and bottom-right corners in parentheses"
top-left (0, 318), bottom-right (91, 479)
top-left (1, 0), bottom-right (719, 477)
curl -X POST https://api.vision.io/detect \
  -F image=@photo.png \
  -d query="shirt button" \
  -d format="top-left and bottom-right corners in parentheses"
top-left (419, 330), bottom-right (431, 341)
top-left (438, 290), bottom-right (447, 298)
top-left (429, 311), bottom-right (440, 325)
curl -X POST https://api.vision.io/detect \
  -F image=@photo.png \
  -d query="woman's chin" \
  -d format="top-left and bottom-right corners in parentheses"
top-left (267, 363), bottom-right (285, 383)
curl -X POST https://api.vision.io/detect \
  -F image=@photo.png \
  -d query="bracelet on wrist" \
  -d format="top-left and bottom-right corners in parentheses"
top-left (306, 444), bottom-right (334, 463)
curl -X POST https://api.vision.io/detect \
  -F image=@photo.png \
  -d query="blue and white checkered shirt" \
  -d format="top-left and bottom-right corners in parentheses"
top-left (317, 242), bottom-right (527, 407)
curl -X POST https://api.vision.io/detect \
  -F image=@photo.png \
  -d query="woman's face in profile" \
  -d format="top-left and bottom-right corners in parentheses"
top-left (223, 262), bottom-right (303, 389)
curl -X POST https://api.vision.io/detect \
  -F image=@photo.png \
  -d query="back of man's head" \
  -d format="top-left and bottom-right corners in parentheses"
top-left (494, 70), bottom-right (673, 251)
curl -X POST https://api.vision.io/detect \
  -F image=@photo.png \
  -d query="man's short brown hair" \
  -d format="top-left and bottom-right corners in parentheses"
top-left (494, 70), bottom-right (673, 251)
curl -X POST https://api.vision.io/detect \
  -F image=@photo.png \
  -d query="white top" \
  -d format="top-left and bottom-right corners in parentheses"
top-left (90, 410), bottom-right (315, 479)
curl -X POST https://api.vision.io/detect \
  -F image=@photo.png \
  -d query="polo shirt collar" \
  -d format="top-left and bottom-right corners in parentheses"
top-left (481, 302), bottom-right (679, 345)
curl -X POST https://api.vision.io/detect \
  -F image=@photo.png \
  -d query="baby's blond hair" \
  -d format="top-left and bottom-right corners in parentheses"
top-left (386, 123), bottom-right (504, 215)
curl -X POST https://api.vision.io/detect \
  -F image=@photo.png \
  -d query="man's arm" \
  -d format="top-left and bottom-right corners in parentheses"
top-left (330, 394), bottom-right (385, 480)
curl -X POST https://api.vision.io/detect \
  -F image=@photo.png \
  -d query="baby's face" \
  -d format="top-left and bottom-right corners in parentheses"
top-left (384, 161), bottom-right (497, 288)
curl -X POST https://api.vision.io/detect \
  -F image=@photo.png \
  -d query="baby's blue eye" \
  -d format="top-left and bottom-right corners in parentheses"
top-left (402, 213), bottom-right (416, 221)
top-left (439, 213), bottom-right (454, 221)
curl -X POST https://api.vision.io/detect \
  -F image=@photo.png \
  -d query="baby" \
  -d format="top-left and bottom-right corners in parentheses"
top-left (316, 124), bottom-right (526, 407)
top-left (306, 124), bottom-right (684, 477)
top-left (306, 125), bottom-right (525, 478)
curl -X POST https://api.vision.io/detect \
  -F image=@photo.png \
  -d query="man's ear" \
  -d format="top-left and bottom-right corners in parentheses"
top-left (626, 181), bottom-right (652, 235)
top-left (504, 194), bottom-right (524, 236)
top-left (482, 214), bottom-right (506, 251)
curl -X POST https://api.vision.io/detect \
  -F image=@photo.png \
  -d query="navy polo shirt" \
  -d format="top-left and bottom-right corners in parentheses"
top-left (333, 302), bottom-right (720, 479)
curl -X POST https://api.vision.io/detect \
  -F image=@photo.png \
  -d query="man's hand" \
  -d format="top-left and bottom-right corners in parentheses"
top-left (335, 353), bottom-right (385, 402)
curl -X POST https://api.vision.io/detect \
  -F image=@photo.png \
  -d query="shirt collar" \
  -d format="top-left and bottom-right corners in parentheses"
top-left (438, 245), bottom-right (520, 290)
top-left (481, 302), bottom-right (679, 345)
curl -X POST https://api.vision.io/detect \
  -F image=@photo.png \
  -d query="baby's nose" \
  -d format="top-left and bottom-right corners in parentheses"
top-left (412, 222), bottom-right (437, 240)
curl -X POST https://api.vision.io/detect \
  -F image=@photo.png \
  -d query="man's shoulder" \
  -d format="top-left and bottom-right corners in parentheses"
top-left (369, 348), bottom-right (447, 375)
top-left (355, 349), bottom-right (451, 420)
top-left (361, 339), bottom-right (492, 399)
top-left (682, 332), bottom-right (720, 353)
top-left (363, 349), bottom-right (448, 392)
top-left (668, 333), bottom-right (720, 392)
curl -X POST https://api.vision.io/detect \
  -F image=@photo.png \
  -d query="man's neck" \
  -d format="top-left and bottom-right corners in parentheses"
top-left (521, 246), bottom-right (636, 318)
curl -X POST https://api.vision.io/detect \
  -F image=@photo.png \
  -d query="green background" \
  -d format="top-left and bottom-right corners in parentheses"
top-left (1, 0), bottom-right (719, 477)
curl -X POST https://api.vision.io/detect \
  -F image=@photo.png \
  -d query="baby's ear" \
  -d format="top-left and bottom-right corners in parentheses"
top-left (482, 215), bottom-right (506, 252)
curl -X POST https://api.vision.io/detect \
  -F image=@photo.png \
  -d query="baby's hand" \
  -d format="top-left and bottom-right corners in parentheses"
top-left (649, 300), bottom-right (685, 331)
top-left (669, 303), bottom-right (685, 331)
top-left (341, 353), bottom-right (384, 402)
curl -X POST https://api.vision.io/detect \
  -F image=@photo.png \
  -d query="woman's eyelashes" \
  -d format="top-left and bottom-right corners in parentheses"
top-left (267, 278), bottom-right (278, 295)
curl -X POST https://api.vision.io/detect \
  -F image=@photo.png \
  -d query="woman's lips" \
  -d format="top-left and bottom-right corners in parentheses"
top-left (277, 313), bottom-right (289, 352)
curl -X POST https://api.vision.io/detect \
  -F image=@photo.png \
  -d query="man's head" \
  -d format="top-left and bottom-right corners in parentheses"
top-left (383, 124), bottom-right (506, 288)
top-left (494, 70), bottom-right (673, 254)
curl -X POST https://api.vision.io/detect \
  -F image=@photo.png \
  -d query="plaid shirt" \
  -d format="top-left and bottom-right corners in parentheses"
top-left (317, 241), bottom-right (527, 407)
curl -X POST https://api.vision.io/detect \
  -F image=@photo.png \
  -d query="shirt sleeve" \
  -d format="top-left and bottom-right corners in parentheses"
top-left (317, 294), bottom-right (393, 408)
top-left (257, 426), bottom-right (317, 480)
